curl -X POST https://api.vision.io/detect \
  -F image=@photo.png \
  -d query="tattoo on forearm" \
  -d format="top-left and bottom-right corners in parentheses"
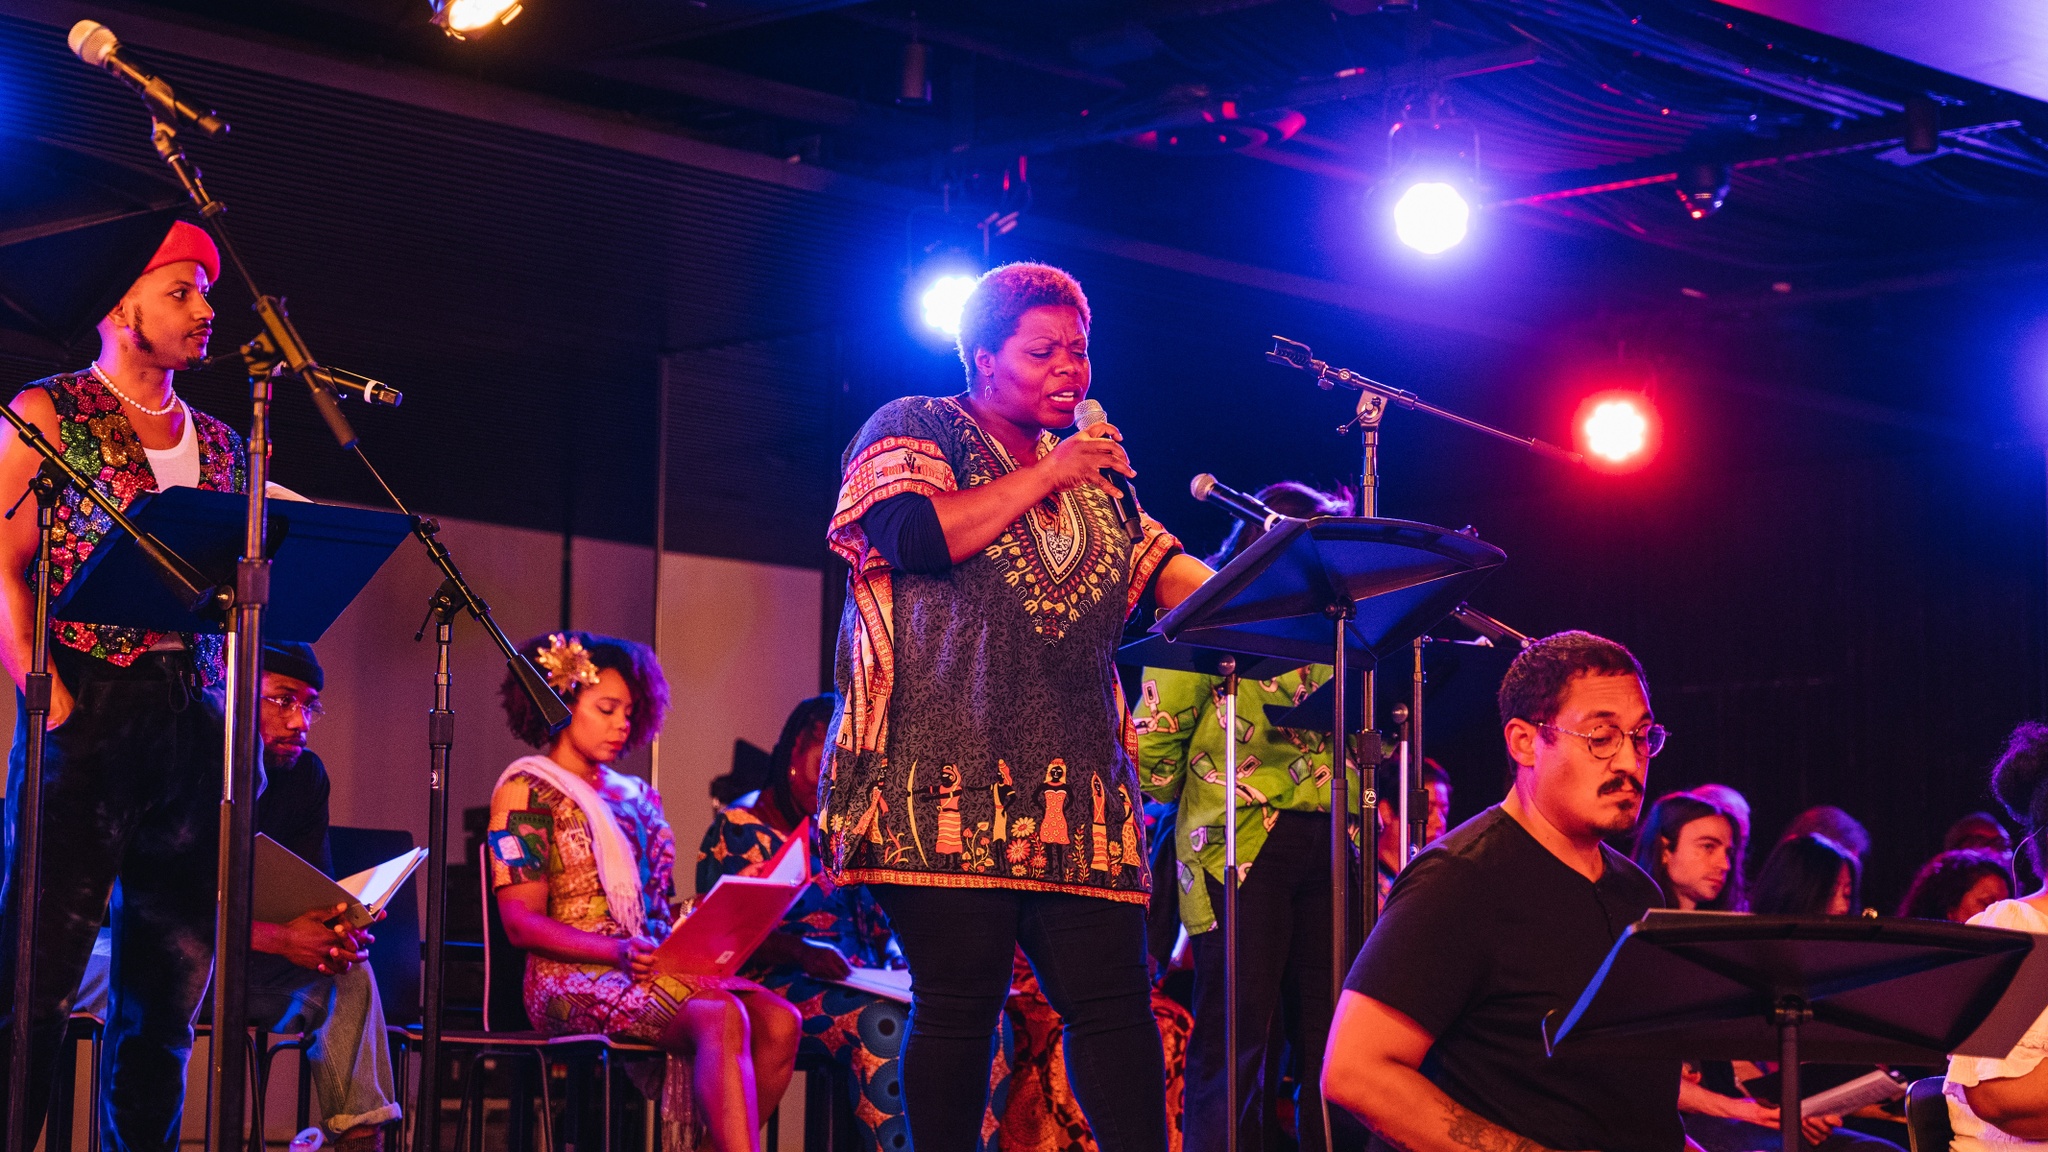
top-left (1442, 1099), bottom-right (1541, 1152)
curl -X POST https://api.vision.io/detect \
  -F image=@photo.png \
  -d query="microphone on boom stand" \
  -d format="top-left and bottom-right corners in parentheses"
top-left (200, 353), bottom-right (404, 406)
top-left (68, 21), bottom-right (227, 136)
top-left (1191, 473), bottom-right (1283, 531)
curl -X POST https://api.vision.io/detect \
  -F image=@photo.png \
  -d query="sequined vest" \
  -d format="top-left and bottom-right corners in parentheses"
top-left (33, 371), bottom-right (245, 684)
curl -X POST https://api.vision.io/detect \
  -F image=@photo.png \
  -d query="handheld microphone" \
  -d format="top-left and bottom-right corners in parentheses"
top-left (1190, 473), bottom-right (1282, 531)
top-left (1072, 399), bottom-right (1144, 542)
top-left (68, 21), bottom-right (227, 137)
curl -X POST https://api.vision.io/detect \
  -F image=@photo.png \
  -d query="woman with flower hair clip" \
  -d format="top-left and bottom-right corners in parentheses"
top-left (489, 631), bottom-right (800, 1152)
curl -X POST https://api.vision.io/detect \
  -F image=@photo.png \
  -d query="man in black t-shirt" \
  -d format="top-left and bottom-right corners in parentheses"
top-left (1324, 630), bottom-right (1689, 1152)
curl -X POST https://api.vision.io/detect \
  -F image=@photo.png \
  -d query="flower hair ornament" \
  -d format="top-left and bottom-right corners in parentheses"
top-left (534, 633), bottom-right (601, 694)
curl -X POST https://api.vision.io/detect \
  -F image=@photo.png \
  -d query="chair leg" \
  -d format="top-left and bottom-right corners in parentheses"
top-left (297, 1043), bottom-right (313, 1133)
top-left (537, 1051), bottom-right (558, 1152)
top-left (600, 1049), bottom-right (614, 1152)
top-left (250, 1030), bottom-right (269, 1152)
top-left (49, 1028), bottom-right (76, 1152)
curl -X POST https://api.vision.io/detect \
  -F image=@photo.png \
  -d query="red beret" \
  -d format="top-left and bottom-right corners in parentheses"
top-left (141, 220), bottom-right (220, 285)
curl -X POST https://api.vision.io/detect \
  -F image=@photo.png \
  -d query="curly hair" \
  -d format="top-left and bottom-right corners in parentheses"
top-left (1632, 792), bottom-right (1747, 911)
top-left (1205, 480), bottom-right (1356, 568)
top-left (1897, 848), bottom-right (2013, 921)
top-left (1751, 833), bottom-right (1860, 916)
top-left (1496, 630), bottom-right (1647, 729)
top-left (955, 262), bottom-right (1091, 382)
top-left (1992, 721), bottom-right (2048, 873)
top-left (501, 631), bottom-right (670, 754)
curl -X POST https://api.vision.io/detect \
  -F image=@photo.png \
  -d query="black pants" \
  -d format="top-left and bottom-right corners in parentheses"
top-left (1187, 811), bottom-right (1360, 1152)
top-left (0, 647), bottom-right (223, 1152)
top-left (873, 883), bottom-right (1168, 1152)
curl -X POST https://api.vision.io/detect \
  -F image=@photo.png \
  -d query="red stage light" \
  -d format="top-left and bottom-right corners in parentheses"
top-left (1573, 390), bottom-right (1660, 473)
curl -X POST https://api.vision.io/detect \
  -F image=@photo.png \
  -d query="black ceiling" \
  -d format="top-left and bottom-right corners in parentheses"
top-left (85, 0), bottom-right (2048, 315)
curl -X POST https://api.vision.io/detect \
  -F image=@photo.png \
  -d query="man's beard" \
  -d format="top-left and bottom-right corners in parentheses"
top-left (264, 743), bottom-right (304, 772)
top-left (1595, 777), bottom-right (1643, 832)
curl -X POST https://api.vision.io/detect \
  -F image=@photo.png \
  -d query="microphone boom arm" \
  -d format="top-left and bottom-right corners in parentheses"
top-left (1266, 336), bottom-right (1583, 465)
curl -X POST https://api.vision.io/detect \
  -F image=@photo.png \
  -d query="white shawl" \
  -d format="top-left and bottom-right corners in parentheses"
top-left (497, 754), bottom-right (646, 937)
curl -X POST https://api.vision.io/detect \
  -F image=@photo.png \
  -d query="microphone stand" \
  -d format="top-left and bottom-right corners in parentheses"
top-left (139, 110), bottom-right (568, 1152)
top-left (1263, 336), bottom-right (1581, 1075)
top-left (0, 402), bottom-right (222, 1152)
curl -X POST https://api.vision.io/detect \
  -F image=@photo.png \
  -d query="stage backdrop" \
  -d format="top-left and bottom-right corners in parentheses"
top-left (0, 512), bottom-right (823, 922)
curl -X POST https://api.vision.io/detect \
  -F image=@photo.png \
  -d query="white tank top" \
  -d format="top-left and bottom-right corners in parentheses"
top-left (140, 401), bottom-right (200, 491)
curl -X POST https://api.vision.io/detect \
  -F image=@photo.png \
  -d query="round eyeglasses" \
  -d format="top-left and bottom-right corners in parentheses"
top-left (1538, 721), bottom-right (1666, 760)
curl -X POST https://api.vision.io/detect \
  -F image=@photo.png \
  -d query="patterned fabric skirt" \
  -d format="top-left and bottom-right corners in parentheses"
top-left (1001, 951), bottom-right (1192, 1152)
top-left (756, 965), bottom-right (1010, 1152)
top-left (525, 957), bottom-right (763, 1042)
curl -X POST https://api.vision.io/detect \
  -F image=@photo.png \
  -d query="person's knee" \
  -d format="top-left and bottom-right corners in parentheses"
top-left (907, 983), bottom-right (1010, 1042)
top-left (686, 990), bottom-right (747, 1045)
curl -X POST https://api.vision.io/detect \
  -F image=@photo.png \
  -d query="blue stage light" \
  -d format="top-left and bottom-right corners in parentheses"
top-left (1392, 181), bottom-right (1470, 255)
top-left (919, 273), bottom-right (979, 336)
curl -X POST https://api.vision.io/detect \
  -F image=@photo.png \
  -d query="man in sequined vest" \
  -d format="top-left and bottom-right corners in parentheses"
top-left (0, 220), bottom-right (247, 1152)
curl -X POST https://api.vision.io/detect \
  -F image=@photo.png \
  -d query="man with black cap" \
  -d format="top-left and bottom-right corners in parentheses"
top-left (74, 640), bottom-right (402, 1150)
top-left (0, 218), bottom-right (247, 1149)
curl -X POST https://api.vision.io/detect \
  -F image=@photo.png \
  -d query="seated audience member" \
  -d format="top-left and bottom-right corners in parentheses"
top-left (1753, 833), bottom-right (1859, 918)
top-left (76, 642), bottom-right (401, 1150)
top-left (1376, 759), bottom-right (1453, 911)
top-left (1947, 722), bottom-right (2048, 1149)
top-left (1679, 834), bottom-right (1902, 1152)
top-left (1897, 849), bottom-right (2013, 923)
top-left (1324, 631), bottom-right (1683, 1152)
top-left (1779, 806), bottom-right (1871, 863)
top-left (697, 694), bottom-right (948, 1152)
top-left (1633, 792), bottom-right (1746, 911)
top-left (1943, 812), bottom-right (2014, 855)
top-left (490, 632), bottom-right (800, 1152)
top-left (1688, 783), bottom-right (1752, 845)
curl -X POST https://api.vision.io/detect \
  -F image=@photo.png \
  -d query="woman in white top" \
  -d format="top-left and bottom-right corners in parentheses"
top-left (1947, 721), bottom-right (2048, 1150)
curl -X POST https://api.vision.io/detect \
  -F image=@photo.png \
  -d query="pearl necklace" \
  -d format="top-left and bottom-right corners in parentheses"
top-left (89, 362), bottom-right (180, 418)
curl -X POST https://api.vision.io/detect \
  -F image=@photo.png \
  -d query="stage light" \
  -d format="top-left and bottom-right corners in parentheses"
top-left (1573, 390), bottom-right (1661, 473)
top-left (1392, 181), bottom-right (1470, 255)
top-left (431, 0), bottom-right (522, 38)
top-left (1385, 116), bottom-right (1478, 255)
top-left (919, 273), bottom-right (978, 336)
top-left (1675, 161), bottom-right (1730, 220)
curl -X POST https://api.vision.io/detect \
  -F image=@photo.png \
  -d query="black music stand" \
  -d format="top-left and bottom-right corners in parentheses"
top-left (1148, 514), bottom-right (1504, 1152)
top-left (53, 487), bottom-right (409, 641)
top-left (1545, 911), bottom-right (2048, 1152)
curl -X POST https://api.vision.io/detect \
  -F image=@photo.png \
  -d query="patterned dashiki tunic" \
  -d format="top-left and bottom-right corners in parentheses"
top-left (823, 395), bottom-right (1182, 903)
top-left (488, 762), bottom-right (758, 1040)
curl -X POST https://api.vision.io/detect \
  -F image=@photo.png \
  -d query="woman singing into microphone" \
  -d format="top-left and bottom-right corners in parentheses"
top-left (824, 262), bottom-right (1212, 1152)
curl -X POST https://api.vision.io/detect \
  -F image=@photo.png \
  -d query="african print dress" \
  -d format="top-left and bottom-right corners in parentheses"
top-left (824, 395), bottom-right (1182, 902)
top-left (488, 763), bottom-right (759, 1041)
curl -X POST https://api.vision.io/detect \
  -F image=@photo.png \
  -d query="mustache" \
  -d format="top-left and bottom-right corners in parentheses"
top-left (1598, 776), bottom-right (1643, 797)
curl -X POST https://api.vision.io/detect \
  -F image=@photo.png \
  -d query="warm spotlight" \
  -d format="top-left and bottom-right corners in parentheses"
top-left (1392, 181), bottom-right (1470, 255)
top-left (1573, 390), bottom-right (1660, 472)
top-left (431, 0), bottom-right (522, 38)
top-left (919, 273), bottom-right (978, 336)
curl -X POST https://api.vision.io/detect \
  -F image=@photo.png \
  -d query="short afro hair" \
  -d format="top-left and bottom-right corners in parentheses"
top-left (1497, 630), bottom-right (1647, 729)
top-left (956, 262), bottom-right (1091, 382)
top-left (501, 631), bottom-right (670, 754)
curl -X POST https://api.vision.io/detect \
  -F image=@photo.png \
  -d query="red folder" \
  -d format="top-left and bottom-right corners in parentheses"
top-left (654, 821), bottom-right (813, 977)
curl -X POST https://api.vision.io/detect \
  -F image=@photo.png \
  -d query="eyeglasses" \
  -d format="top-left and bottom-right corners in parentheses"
top-left (1539, 720), bottom-right (1667, 760)
top-left (261, 695), bottom-right (325, 725)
